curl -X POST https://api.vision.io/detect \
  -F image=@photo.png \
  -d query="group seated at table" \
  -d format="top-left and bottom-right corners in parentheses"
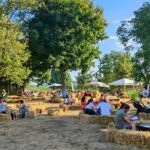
top-left (0, 99), bottom-right (28, 120)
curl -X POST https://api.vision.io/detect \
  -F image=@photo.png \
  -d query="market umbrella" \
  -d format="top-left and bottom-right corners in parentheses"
top-left (109, 78), bottom-right (138, 86)
top-left (49, 83), bottom-right (62, 87)
top-left (108, 78), bottom-right (139, 91)
top-left (86, 81), bottom-right (110, 88)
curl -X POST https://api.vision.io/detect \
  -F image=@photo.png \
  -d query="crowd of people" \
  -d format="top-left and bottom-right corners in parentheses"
top-left (80, 89), bottom-right (150, 130)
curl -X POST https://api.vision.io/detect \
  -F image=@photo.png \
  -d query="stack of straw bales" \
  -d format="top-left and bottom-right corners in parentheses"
top-left (0, 114), bottom-right (11, 122)
top-left (107, 129), bottom-right (150, 149)
top-left (47, 107), bottom-right (63, 116)
top-left (139, 113), bottom-right (150, 120)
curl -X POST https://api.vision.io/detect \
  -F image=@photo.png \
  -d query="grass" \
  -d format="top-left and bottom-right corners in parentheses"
top-left (25, 84), bottom-right (50, 91)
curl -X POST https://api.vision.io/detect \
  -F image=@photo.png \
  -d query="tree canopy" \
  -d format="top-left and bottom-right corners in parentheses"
top-left (50, 69), bottom-right (72, 88)
top-left (96, 51), bottom-right (133, 83)
top-left (0, 16), bottom-right (30, 92)
top-left (27, 0), bottom-right (107, 95)
top-left (76, 71), bottom-right (93, 88)
top-left (117, 2), bottom-right (150, 83)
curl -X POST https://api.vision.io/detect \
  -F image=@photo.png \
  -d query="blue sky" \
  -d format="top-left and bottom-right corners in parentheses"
top-left (70, 0), bottom-right (149, 81)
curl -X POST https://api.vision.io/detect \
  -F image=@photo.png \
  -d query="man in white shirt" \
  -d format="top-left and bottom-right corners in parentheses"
top-left (96, 100), bottom-right (112, 116)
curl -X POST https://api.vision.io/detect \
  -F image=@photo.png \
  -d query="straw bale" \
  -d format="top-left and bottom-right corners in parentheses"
top-left (52, 98), bottom-right (64, 103)
top-left (139, 113), bottom-right (150, 120)
top-left (47, 108), bottom-right (63, 116)
top-left (79, 113), bottom-right (90, 123)
top-left (79, 113), bottom-right (114, 125)
top-left (69, 105), bottom-right (82, 110)
top-left (0, 114), bottom-right (11, 122)
top-left (79, 113), bottom-right (99, 124)
top-left (107, 128), bottom-right (150, 149)
top-left (97, 115), bottom-right (115, 125)
top-left (26, 111), bottom-right (36, 119)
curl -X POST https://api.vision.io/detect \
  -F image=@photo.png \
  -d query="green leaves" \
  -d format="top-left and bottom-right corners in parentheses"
top-left (27, 0), bottom-right (106, 71)
top-left (0, 16), bottom-right (30, 90)
top-left (96, 51), bottom-right (133, 83)
top-left (117, 2), bottom-right (150, 82)
top-left (76, 71), bottom-right (93, 87)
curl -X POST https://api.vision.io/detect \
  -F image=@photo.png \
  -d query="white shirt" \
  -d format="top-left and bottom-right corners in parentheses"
top-left (85, 102), bottom-right (95, 110)
top-left (96, 101), bottom-right (112, 116)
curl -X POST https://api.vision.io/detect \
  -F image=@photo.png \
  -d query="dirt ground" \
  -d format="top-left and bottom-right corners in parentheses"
top-left (0, 110), bottom-right (147, 150)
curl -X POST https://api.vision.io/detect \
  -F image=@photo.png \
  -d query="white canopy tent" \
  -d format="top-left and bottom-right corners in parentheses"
top-left (109, 78), bottom-right (138, 86)
top-left (86, 81), bottom-right (109, 88)
top-left (49, 83), bottom-right (62, 87)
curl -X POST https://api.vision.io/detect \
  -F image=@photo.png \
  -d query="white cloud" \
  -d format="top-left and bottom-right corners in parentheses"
top-left (112, 20), bottom-right (120, 24)
top-left (115, 41), bottom-right (124, 49)
top-left (124, 16), bottom-right (134, 21)
top-left (109, 36), bottom-right (118, 40)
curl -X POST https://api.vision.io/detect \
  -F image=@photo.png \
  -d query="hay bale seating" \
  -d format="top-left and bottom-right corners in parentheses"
top-left (0, 114), bottom-right (11, 122)
top-left (47, 107), bottom-right (63, 116)
top-left (139, 113), bottom-right (150, 120)
top-left (69, 105), bottom-right (82, 110)
top-left (107, 128), bottom-right (150, 149)
top-left (51, 98), bottom-right (64, 103)
top-left (79, 112), bottom-right (114, 125)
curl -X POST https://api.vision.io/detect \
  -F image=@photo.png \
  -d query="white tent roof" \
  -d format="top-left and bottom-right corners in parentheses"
top-left (49, 83), bottom-right (62, 87)
top-left (109, 78), bottom-right (138, 86)
top-left (86, 81), bottom-right (109, 88)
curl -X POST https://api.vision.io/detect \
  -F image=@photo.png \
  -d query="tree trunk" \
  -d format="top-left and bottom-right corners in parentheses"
top-left (60, 70), bottom-right (67, 98)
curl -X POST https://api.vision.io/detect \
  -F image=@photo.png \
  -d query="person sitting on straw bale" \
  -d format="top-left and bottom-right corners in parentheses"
top-left (131, 96), bottom-right (146, 115)
top-left (17, 100), bottom-right (28, 119)
top-left (64, 95), bottom-right (74, 105)
top-left (115, 104), bottom-right (136, 130)
top-left (96, 99), bottom-right (112, 116)
top-left (99, 94), bottom-right (105, 103)
top-left (81, 96), bottom-right (86, 112)
top-left (0, 99), bottom-right (15, 120)
top-left (84, 98), bottom-right (96, 115)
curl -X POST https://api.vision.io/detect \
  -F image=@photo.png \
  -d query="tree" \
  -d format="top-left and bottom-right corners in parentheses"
top-left (32, 69), bottom-right (51, 85)
top-left (115, 53), bottom-right (133, 79)
top-left (26, 0), bottom-right (107, 96)
top-left (96, 51), bottom-right (133, 83)
top-left (0, 16), bottom-right (30, 92)
top-left (76, 71), bottom-right (93, 88)
top-left (117, 2), bottom-right (150, 83)
top-left (50, 69), bottom-right (72, 89)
